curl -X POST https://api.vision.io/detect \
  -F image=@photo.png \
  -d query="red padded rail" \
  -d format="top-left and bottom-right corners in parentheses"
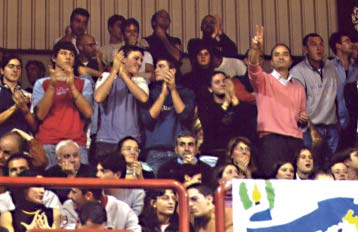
top-left (214, 181), bottom-right (226, 232)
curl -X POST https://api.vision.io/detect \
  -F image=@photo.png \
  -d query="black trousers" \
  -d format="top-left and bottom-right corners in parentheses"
top-left (257, 133), bottom-right (303, 179)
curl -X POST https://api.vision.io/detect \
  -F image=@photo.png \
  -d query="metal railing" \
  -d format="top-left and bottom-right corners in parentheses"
top-left (214, 181), bottom-right (227, 232)
top-left (0, 177), bottom-right (190, 232)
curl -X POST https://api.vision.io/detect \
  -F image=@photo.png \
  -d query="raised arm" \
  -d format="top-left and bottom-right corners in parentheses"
top-left (155, 27), bottom-right (181, 61)
top-left (248, 25), bottom-right (264, 65)
top-left (12, 90), bottom-right (37, 132)
top-left (164, 70), bottom-right (186, 114)
top-left (65, 66), bottom-right (93, 119)
top-left (149, 82), bottom-right (168, 119)
top-left (34, 67), bottom-right (57, 120)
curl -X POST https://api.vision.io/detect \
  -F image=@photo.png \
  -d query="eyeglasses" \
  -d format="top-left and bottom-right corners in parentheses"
top-left (122, 147), bottom-right (141, 153)
top-left (234, 146), bottom-right (251, 153)
top-left (6, 64), bottom-right (22, 70)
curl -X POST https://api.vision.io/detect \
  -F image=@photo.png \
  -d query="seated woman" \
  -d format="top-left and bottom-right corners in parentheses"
top-left (0, 170), bottom-right (61, 232)
top-left (118, 136), bottom-right (154, 179)
top-left (213, 162), bottom-right (246, 208)
top-left (139, 189), bottom-right (193, 232)
top-left (272, 161), bottom-right (295, 180)
top-left (225, 136), bottom-right (257, 178)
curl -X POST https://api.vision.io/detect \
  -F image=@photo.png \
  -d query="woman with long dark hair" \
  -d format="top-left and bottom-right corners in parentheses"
top-left (0, 170), bottom-right (60, 232)
top-left (139, 189), bottom-right (183, 232)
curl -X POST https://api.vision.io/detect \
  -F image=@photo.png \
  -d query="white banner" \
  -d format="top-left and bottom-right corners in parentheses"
top-left (232, 179), bottom-right (358, 232)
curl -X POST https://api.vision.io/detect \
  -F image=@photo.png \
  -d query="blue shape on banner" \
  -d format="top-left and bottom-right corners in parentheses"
top-left (247, 198), bottom-right (358, 232)
top-left (250, 208), bottom-right (272, 221)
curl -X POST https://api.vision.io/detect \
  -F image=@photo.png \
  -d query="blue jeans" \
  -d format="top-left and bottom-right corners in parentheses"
top-left (43, 144), bottom-right (88, 170)
top-left (303, 124), bottom-right (339, 168)
top-left (145, 149), bottom-right (176, 177)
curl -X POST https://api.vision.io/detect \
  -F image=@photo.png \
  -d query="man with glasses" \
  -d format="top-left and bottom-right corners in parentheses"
top-left (157, 131), bottom-right (213, 188)
top-left (77, 34), bottom-right (104, 82)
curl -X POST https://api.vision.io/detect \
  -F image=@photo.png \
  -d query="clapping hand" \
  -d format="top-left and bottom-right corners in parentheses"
top-left (13, 89), bottom-right (31, 114)
top-left (163, 70), bottom-right (176, 91)
top-left (20, 210), bottom-right (51, 230)
top-left (112, 51), bottom-right (126, 76)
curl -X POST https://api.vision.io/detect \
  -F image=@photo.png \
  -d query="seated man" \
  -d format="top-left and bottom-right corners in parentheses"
top-left (157, 131), bottom-right (213, 188)
top-left (96, 152), bottom-right (145, 216)
top-left (25, 60), bottom-right (46, 93)
top-left (0, 131), bottom-right (48, 178)
top-left (62, 181), bottom-right (140, 230)
top-left (78, 201), bottom-right (107, 229)
top-left (0, 153), bottom-right (61, 214)
top-left (187, 184), bottom-right (233, 232)
top-left (45, 139), bottom-right (96, 202)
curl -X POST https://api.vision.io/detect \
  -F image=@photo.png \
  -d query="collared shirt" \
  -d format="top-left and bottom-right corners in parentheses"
top-left (0, 80), bottom-right (32, 136)
top-left (271, 69), bottom-right (293, 85)
top-left (331, 57), bottom-right (358, 128)
top-left (291, 57), bottom-right (338, 125)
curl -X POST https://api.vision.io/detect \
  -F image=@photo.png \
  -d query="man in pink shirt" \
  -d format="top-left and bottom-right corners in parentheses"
top-left (248, 26), bottom-right (308, 178)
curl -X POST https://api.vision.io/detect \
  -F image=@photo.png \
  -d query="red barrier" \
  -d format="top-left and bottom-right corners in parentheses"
top-left (29, 230), bottom-right (130, 232)
top-left (0, 177), bottom-right (190, 232)
top-left (214, 181), bottom-right (226, 232)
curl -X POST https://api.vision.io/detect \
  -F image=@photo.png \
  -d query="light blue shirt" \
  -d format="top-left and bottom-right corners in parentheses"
top-left (331, 57), bottom-right (358, 128)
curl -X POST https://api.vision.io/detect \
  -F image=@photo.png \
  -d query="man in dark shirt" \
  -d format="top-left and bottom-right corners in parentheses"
top-left (45, 139), bottom-right (96, 202)
top-left (188, 14), bottom-right (238, 61)
top-left (140, 9), bottom-right (183, 65)
top-left (157, 131), bottom-right (213, 187)
top-left (197, 71), bottom-right (249, 161)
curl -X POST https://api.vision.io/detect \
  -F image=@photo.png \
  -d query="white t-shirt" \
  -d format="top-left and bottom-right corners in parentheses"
top-left (95, 72), bottom-right (149, 96)
top-left (0, 190), bottom-right (61, 213)
top-left (215, 57), bottom-right (247, 77)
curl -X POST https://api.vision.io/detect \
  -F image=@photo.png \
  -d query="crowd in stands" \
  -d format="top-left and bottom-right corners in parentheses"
top-left (0, 6), bottom-right (357, 232)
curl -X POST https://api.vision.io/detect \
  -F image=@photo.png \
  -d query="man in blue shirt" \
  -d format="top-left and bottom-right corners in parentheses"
top-left (329, 32), bottom-right (358, 150)
top-left (140, 57), bottom-right (195, 176)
